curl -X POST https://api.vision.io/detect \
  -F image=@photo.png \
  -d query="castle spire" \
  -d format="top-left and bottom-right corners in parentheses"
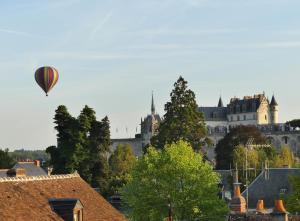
top-left (151, 91), bottom-right (155, 115)
top-left (218, 96), bottom-right (224, 108)
top-left (270, 94), bottom-right (278, 106)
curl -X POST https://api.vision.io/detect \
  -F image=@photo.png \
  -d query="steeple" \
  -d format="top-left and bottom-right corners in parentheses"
top-left (151, 92), bottom-right (155, 115)
top-left (270, 95), bottom-right (278, 106)
top-left (218, 96), bottom-right (224, 107)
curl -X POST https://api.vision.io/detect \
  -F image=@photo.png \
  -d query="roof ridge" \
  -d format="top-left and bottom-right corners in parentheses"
top-left (0, 173), bottom-right (80, 183)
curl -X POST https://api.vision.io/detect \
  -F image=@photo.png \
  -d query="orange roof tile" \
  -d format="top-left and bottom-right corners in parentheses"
top-left (0, 173), bottom-right (127, 221)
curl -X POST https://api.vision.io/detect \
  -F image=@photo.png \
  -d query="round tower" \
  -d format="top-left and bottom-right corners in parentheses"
top-left (270, 95), bottom-right (279, 124)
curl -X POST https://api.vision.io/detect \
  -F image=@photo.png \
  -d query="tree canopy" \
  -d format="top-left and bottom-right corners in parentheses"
top-left (121, 140), bottom-right (228, 221)
top-left (287, 119), bottom-right (300, 128)
top-left (215, 125), bottom-right (268, 169)
top-left (0, 148), bottom-right (15, 169)
top-left (285, 174), bottom-right (300, 213)
top-left (46, 105), bottom-right (111, 196)
top-left (108, 144), bottom-right (136, 195)
top-left (151, 76), bottom-right (209, 151)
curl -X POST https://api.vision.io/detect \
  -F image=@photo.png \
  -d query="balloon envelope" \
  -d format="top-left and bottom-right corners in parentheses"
top-left (35, 66), bottom-right (59, 96)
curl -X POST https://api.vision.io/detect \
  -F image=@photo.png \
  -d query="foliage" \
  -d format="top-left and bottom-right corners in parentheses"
top-left (215, 125), bottom-right (268, 169)
top-left (108, 144), bottom-right (136, 195)
top-left (285, 174), bottom-right (300, 213)
top-left (271, 145), bottom-right (295, 168)
top-left (0, 148), bottom-right (15, 169)
top-left (151, 76), bottom-right (209, 151)
top-left (121, 140), bottom-right (228, 221)
top-left (287, 119), bottom-right (300, 128)
top-left (233, 145), bottom-right (296, 191)
top-left (46, 105), bottom-right (111, 196)
top-left (9, 149), bottom-right (49, 162)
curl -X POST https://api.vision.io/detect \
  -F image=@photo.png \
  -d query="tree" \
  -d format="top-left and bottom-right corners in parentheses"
top-left (121, 140), bottom-right (228, 221)
top-left (151, 76), bottom-right (209, 151)
top-left (287, 119), bottom-right (300, 128)
top-left (285, 175), bottom-right (300, 213)
top-left (215, 125), bottom-right (268, 169)
top-left (0, 148), bottom-right (15, 169)
top-left (47, 105), bottom-right (112, 196)
top-left (108, 144), bottom-right (136, 195)
top-left (272, 145), bottom-right (295, 168)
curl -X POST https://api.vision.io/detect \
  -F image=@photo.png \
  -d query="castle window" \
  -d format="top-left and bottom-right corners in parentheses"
top-left (237, 115), bottom-right (240, 121)
top-left (265, 115), bottom-right (267, 121)
top-left (231, 116), bottom-right (233, 121)
top-left (242, 104), bottom-right (247, 112)
top-left (243, 115), bottom-right (246, 121)
top-left (253, 114), bottom-right (256, 120)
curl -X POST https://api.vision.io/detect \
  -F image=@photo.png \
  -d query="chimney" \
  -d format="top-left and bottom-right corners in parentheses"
top-left (7, 168), bottom-right (26, 177)
top-left (229, 168), bottom-right (246, 214)
top-left (47, 167), bottom-right (53, 176)
top-left (271, 200), bottom-right (288, 221)
top-left (34, 160), bottom-right (40, 167)
top-left (256, 200), bottom-right (266, 214)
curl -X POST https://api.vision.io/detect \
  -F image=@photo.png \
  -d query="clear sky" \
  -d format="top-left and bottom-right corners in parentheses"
top-left (0, 0), bottom-right (300, 149)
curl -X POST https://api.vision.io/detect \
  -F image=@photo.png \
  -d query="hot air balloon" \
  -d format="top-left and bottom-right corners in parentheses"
top-left (34, 66), bottom-right (59, 96)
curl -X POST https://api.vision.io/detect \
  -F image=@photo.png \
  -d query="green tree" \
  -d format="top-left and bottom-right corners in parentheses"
top-left (151, 76), bottom-right (209, 151)
top-left (215, 125), bottom-right (267, 169)
top-left (272, 145), bottom-right (295, 168)
top-left (109, 144), bottom-right (136, 195)
top-left (285, 175), bottom-right (300, 213)
top-left (0, 148), bottom-right (15, 169)
top-left (47, 105), bottom-right (112, 196)
top-left (46, 105), bottom-right (79, 174)
top-left (121, 140), bottom-right (228, 221)
top-left (287, 119), bottom-right (300, 128)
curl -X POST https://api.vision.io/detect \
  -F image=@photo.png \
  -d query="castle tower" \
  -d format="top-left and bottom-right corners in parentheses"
top-left (270, 95), bottom-right (279, 124)
top-left (151, 92), bottom-right (155, 115)
top-left (218, 96), bottom-right (224, 108)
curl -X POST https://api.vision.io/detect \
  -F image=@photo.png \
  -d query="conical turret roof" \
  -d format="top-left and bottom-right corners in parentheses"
top-left (270, 95), bottom-right (278, 106)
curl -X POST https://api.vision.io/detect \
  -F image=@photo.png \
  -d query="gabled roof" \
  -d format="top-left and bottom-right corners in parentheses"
top-left (0, 173), bottom-right (127, 221)
top-left (13, 162), bottom-right (47, 176)
top-left (227, 94), bottom-right (268, 114)
top-left (242, 168), bottom-right (300, 209)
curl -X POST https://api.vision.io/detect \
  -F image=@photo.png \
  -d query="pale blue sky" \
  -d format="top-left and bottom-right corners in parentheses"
top-left (0, 0), bottom-right (300, 149)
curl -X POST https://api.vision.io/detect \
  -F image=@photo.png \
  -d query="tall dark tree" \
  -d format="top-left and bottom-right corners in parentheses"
top-left (0, 148), bottom-right (15, 169)
top-left (46, 105), bottom-right (79, 174)
top-left (215, 125), bottom-right (268, 169)
top-left (47, 105), bottom-right (112, 196)
top-left (151, 76), bottom-right (208, 151)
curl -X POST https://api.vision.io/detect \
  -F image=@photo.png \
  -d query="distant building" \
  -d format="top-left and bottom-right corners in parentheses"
top-left (0, 160), bottom-right (48, 178)
top-left (112, 92), bottom-right (300, 160)
top-left (111, 93), bottom-right (161, 156)
top-left (0, 172), bottom-right (127, 221)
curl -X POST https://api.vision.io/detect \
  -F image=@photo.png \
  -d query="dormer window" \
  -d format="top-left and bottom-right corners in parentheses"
top-left (49, 198), bottom-right (83, 221)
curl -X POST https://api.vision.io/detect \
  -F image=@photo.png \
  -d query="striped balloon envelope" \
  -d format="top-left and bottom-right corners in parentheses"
top-left (34, 66), bottom-right (59, 96)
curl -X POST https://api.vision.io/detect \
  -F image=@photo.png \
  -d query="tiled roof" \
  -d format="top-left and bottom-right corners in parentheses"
top-left (13, 162), bottom-right (47, 176)
top-left (242, 168), bottom-right (300, 209)
top-left (0, 173), bottom-right (127, 221)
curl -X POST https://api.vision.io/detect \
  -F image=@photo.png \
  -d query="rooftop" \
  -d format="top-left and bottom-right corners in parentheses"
top-left (0, 173), bottom-right (127, 221)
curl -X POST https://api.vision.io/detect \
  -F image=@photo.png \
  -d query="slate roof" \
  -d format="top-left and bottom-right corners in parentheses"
top-left (242, 168), bottom-right (300, 209)
top-left (0, 169), bottom-right (9, 178)
top-left (227, 94), bottom-right (266, 114)
top-left (0, 173), bottom-right (127, 221)
top-left (13, 162), bottom-right (47, 176)
top-left (270, 95), bottom-right (278, 106)
top-left (199, 106), bottom-right (227, 121)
